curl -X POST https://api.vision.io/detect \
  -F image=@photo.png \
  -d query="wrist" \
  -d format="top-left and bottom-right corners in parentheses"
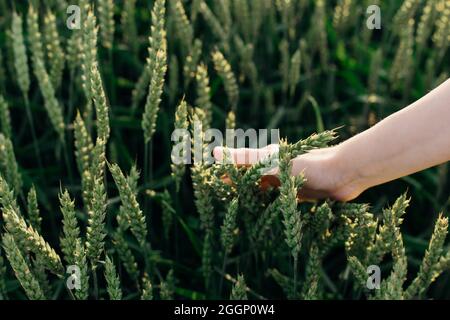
top-left (328, 144), bottom-right (367, 201)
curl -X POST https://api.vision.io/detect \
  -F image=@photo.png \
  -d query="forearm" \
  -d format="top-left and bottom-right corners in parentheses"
top-left (336, 78), bottom-right (450, 191)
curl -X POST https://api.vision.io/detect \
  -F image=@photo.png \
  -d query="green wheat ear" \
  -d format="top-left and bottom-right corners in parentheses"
top-left (230, 274), bottom-right (248, 300)
top-left (0, 134), bottom-right (22, 195)
top-left (183, 39), bottom-right (202, 88)
top-left (112, 230), bottom-right (139, 281)
top-left (212, 49), bottom-right (239, 111)
top-left (405, 214), bottom-right (449, 299)
top-left (0, 95), bottom-right (12, 139)
top-left (195, 63), bottom-right (212, 127)
top-left (43, 10), bottom-right (65, 90)
top-left (104, 256), bottom-right (122, 300)
top-left (2, 205), bottom-right (63, 275)
top-left (141, 273), bottom-right (153, 300)
top-left (171, 0), bottom-right (194, 51)
top-left (160, 269), bottom-right (176, 300)
top-left (73, 239), bottom-right (90, 300)
top-left (171, 99), bottom-right (189, 192)
top-left (108, 163), bottom-right (148, 249)
top-left (27, 186), bottom-right (42, 233)
top-left (90, 62), bottom-right (110, 142)
top-left (302, 245), bottom-right (321, 300)
top-left (121, 0), bottom-right (138, 53)
top-left (142, 0), bottom-right (167, 143)
top-left (98, 0), bottom-right (115, 49)
top-left (86, 177), bottom-right (107, 265)
top-left (2, 233), bottom-right (45, 300)
top-left (59, 188), bottom-right (80, 266)
top-left (142, 47), bottom-right (167, 143)
top-left (11, 12), bottom-right (30, 97)
top-left (220, 197), bottom-right (239, 255)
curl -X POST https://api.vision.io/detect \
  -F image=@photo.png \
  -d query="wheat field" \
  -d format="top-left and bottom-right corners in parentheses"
top-left (0, 0), bottom-right (449, 300)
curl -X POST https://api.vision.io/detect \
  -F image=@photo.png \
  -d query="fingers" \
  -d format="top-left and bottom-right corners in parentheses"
top-left (213, 144), bottom-right (279, 166)
top-left (297, 189), bottom-right (328, 203)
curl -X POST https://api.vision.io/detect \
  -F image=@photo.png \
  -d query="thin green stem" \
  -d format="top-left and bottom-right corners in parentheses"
top-left (293, 255), bottom-right (298, 297)
top-left (92, 265), bottom-right (99, 300)
top-left (23, 95), bottom-right (44, 172)
top-left (219, 253), bottom-right (228, 296)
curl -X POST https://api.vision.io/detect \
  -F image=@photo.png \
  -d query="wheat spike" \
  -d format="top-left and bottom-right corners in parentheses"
top-left (0, 95), bottom-right (12, 139)
top-left (73, 239), bottom-right (90, 300)
top-left (11, 12), bottom-right (30, 97)
top-left (195, 64), bottom-right (213, 126)
top-left (121, 0), bottom-right (138, 53)
top-left (0, 134), bottom-right (22, 195)
top-left (108, 163), bottom-right (148, 248)
top-left (405, 214), bottom-right (449, 299)
top-left (90, 63), bottom-right (110, 142)
top-left (43, 11), bottom-right (65, 89)
top-left (220, 197), bottom-right (239, 254)
top-left (212, 50), bottom-right (239, 111)
top-left (59, 189), bottom-right (80, 266)
top-left (86, 178), bottom-right (107, 265)
top-left (98, 0), bottom-right (115, 49)
top-left (104, 256), bottom-right (122, 300)
top-left (141, 0), bottom-right (168, 143)
top-left (141, 273), bottom-right (153, 300)
top-left (27, 5), bottom-right (45, 69)
top-left (171, 0), bottom-right (194, 51)
top-left (183, 39), bottom-right (202, 88)
top-left (171, 99), bottom-right (189, 191)
top-left (230, 274), bottom-right (248, 300)
top-left (112, 231), bottom-right (139, 281)
top-left (2, 233), bottom-right (45, 300)
top-left (2, 205), bottom-right (63, 275)
top-left (26, 186), bottom-right (42, 233)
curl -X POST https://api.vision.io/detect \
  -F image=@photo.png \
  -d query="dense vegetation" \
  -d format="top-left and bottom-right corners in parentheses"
top-left (0, 0), bottom-right (449, 300)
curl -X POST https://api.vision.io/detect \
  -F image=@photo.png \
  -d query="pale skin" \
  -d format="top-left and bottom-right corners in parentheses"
top-left (213, 78), bottom-right (450, 202)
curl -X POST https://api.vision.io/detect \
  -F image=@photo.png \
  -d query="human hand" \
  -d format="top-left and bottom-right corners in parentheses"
top-left (213, 144), bottom-right (364, 202)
